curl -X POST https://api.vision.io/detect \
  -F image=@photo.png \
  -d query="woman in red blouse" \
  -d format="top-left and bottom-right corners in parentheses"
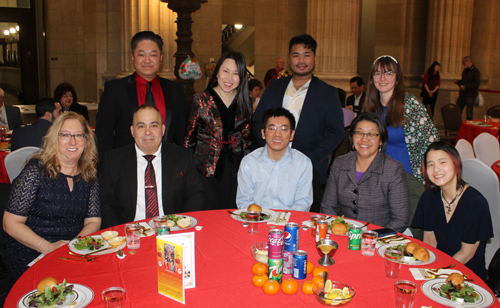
top-left (422, 61), bottom-right (441, 117)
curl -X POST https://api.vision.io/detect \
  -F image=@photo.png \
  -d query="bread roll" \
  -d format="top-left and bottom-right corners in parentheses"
top-left (405, 242), bottom-right (420, 254)
top-left (37, 277), bottom-right (58, 293)
top-left (177, 217), bottom-right (191, 229)
top-left (331, 223), bottom-right (347, 235)
top-left (108, 236), bottom-right (126, 247)
top-left (101, 231), bottom-right (119, 241)
top-left (413, 247), bottom-right (430, 262)
top-left (446, 273), bottom-right (465, 285)
top-left (247, 204), bottom-right (262, 213)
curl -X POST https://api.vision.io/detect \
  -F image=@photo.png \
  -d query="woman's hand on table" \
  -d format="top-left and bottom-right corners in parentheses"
top-left (40, 240), bottom-right (69, 255)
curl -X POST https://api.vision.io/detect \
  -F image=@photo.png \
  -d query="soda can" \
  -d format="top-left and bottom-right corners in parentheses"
top-left (292, 250), bottom-right (308, 280)
top-left (268, 229), bottom-right (284, 259)
top-left (268, 258), bottom-right (283, 283)
top-left (284, 222), bottom-right (300, 251)
top-left (348, 226), bottom-right (362, 250)
top-left (283, 250), bottom-right (294, 275)
top-left (315, 220), bottom-right (328, 242)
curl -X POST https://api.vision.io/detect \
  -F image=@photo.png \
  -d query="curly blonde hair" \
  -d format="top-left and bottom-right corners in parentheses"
top-left (30, 112), bottom-right (98, 182)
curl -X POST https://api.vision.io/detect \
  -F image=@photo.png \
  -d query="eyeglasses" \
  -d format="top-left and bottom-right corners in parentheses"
top-left (266, 125), bottom-right (291, 133)
top-left (58, 132), bottom-right (86, 142)
top-left (353, 131), bottom-right (380, 140)
top-left (373, 71), bottom-right (395, 79)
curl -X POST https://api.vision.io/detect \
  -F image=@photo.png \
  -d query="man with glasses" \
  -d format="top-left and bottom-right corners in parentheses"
top-left (237, 108), bottom-right (312, 211)
top-left (346, 76), bottom-right (366, 116)
top-left (454, 56), bottom-right (481, 120)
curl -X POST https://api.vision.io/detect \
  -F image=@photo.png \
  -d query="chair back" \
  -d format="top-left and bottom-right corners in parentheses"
top-left (343, 108), bottom-right (355, 128)
top-left (455, 139), bottom-right (475, 161)
top-left (4, 147), bottom-right (39, 182)
top-left (441, 104), bottom-right (462, 135)
top-left (473, 132), bottom-right (500, 167)
top-left (487, 105), bottom-right (500, 118)
top-left (405, 173), bottom-right (425, 241)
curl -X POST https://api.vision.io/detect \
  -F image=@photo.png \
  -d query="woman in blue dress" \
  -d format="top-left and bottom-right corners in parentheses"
top-left (3, 112), bottom-right (100, 280)
top-left (412, 142), bottom-right (493, 280)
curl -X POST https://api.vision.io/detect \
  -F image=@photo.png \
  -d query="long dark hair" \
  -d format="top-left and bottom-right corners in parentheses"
top-left (364, 55), bottom-right (405, 128)
top-left (425, 61), bottom-right (441, 82)
top-left (208, 51), bottom-right (251, 121)
top-left (422, 141), bottom-right (465, 191)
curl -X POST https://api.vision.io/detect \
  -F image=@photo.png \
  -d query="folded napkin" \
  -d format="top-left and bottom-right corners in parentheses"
top-left (268, 212), bottom-right (291, 225)
top-left (409, 268), bottom-right (462, 280)
top-left (139, 222), bottom-right (155, 237)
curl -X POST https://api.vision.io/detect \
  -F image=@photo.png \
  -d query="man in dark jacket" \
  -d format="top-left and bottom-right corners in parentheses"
top-left (454, 56), bottom-right (481, 120)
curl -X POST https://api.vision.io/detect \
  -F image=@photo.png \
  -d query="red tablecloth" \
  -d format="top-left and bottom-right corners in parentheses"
top-left (456, 119), bottom-right (500, 145)
top-left (0, 150), bottom-right (10, 184)
top-left (492, 160), bottom-right (500, 183)
top-left (5, 210), bottom-right (499, 307)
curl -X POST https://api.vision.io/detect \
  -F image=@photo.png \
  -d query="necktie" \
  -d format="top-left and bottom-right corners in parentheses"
top-left (144, 155), bottom-right (159, 218)
top-left (145, 81), bottom-right (156, 107)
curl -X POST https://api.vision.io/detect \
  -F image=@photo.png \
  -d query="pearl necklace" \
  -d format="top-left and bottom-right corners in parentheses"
top-left (441, 185), bottom-right (464, 214)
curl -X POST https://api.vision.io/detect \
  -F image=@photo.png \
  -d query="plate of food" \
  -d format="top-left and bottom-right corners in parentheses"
top-left (147, 214), bottom-right (198, 231)
top-left (377, 242), bottom-right (436, 265)
top-left (68, 235), bottom-right (110, 255)
top-left (327, 216), bottom-right (368, 236)
top-left (229, 206), bottom-right (278, 223)
top-left (421, 275), bottom-right (495, 307)
top-left (17, 277), bottom-right (94, 308)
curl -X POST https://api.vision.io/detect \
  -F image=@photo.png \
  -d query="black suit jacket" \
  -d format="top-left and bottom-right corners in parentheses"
top-left (95, 73), bottom-right (187, 164)
top-left (253, 75), bottom-right (344, 183)
top-left (5, 104), bottom-right (23, 130)
top-left (100, 142), bottom-right (204, 229)
top-left (346, 92), bottom-right (366, 114)
top-left (11, 118), bottom-right (51, 151)
top-left (67, 103), bottom-right (89, 122)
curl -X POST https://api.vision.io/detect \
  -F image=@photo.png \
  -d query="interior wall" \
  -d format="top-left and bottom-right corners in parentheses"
top-left (357, 0), bottom-right (376, 83)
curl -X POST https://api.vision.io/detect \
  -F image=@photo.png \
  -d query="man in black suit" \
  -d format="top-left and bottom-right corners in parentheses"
top-left (346, 76), bottom-right (366, 116)
top-left (11, 98), bottom-right (62, 151)
top-left (96, 31), bottom-right (187, 165)
top-left (100, 105), bottom-right (203, 229)
top-left (254, 34), bottom-right (344, 212)
top-left (0, 88), bottom-right (23, 130)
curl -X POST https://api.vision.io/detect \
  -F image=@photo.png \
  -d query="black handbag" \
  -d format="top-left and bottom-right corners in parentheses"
top-left (486, 247), bottom-right (500, 297)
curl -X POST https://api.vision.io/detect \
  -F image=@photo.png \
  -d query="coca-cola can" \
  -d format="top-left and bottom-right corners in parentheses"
top-left (283, 250), bottom-right (294, 275)
top-left (268, 229), bottom-right (284, 259)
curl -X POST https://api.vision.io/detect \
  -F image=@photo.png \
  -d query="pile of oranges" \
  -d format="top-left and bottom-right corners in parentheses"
top-left (251, 261), bottom-right (329, 296)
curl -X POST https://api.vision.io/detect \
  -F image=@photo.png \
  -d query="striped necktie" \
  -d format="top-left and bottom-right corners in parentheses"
top-left (144, 155), bottom-right (159, 218)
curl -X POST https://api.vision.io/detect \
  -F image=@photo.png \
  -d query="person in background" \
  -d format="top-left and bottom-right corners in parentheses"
top-left (11, 98), bottom-right (62, 151)
top-left (346, 76), bottom-right (366, 116)
top-left (2, 112), bottom-right (100, 280)
top-left (364, 55), bottom-right (439, 183)
top-left (54, 82), bottom-right (89, 122)
top-left (184, 51), bottom-right (252, 210)
top-left (412, 142), bottom-right (493, 280)
top-left (0, 88), bottom-right (23, 130)
top-left (264, 57), bottom-right (288, 87)
top-left (421, 61), bottom-right (441, 118)
top-left (237, 108), bottom-right (312, 211)
top-left (453, 56), bottom-right (481, 120)
top-left (249, 79), bottom-right (263, 112)
top-left (321, 112), bottom-right (410, 232)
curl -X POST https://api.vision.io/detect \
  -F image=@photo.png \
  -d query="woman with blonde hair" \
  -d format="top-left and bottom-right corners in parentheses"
top-left (3, 112), bottom-right (100, 279)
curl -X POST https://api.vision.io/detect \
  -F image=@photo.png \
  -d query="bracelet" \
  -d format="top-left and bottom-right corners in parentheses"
top-left (37, 239), bottom-right (44, 252)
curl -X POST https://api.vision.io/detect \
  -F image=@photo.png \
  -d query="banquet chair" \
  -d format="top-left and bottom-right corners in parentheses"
top-left (462, 158), bottom-right (500, 268)
top-left (455, 139), bottom-right (475, 161)
top-left (441, 104), bottom-right (462, 144)
top-left (4, 146), bottom-right (39, 182)
top-left (473, 132), bottom-right (500, 167)
top-left (487, 105), bottom-right (500, 118)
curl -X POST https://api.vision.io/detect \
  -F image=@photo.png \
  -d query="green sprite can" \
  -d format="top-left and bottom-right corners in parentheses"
top-left (268, 258), bottom-right (283, 284)
top-left (348, 226), bottom-right (362, 250)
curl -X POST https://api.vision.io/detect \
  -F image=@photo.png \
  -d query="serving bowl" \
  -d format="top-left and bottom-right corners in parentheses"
top-left (312, 281), bottom-right (355, 306)
top-left (250, 242), bottom-right (268, 263)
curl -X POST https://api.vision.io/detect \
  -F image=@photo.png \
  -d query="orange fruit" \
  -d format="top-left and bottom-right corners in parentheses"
top-left (306, 261), bottom-right (314, 274)
top-left (312, 266), bottom-right (329, 277)
top-left (301, 280), bottom-right (315, 295)
top-left (252, 273), bottom-right (268, 287)
top-left (281, 278), bottom-right (299, 295)
top-left (252, 262), bottom-right (268, 275)
top-left (263, 280), bottom-right (280, 295)
top-left (312, 274), bottom-right (324, 288)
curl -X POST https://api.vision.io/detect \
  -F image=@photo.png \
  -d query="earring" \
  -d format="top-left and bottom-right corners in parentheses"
top-left (379, 145), bottom-right (381, 152)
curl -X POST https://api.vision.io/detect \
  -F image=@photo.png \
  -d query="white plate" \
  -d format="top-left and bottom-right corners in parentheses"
top-left (68, 235), bottom-right (110, 255)
top-left (377, 243), bottom-right (437, 265)
top-left (421, 278), bottom-right (495, 307)
top-left (148, 215), bottom-right (199, 231)
top-left (18, 283), bottom-right (94, 308)
top-left (327, 218), bottom-right (368, 236)
top-left (229, 209), bottom-right (278, 223)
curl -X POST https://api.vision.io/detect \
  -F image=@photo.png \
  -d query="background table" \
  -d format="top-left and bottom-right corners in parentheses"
top-left (0, 151), bottom-right (9, 184)
top-left (5, 210), bottom-right (499, 307)
top-left (456, 119), bottom-right (500, 145)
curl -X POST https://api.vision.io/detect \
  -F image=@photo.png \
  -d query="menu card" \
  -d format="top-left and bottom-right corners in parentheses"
top-left (156, 232), bottom-right (196, 304)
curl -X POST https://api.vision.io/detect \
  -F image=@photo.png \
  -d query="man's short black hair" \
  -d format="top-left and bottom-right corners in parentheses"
top-left (248, 79), bottom-right (263, 91)
top-left (36, 98), bottom-right (58, 118)
top-left (289, 34), bottom-right (317, 54)
top-left (261, 108), bottom-right (296, 131)
top-left (350, 76), bottom-right (365, 86)
top-left (131, 31), bottom-right (163, 54)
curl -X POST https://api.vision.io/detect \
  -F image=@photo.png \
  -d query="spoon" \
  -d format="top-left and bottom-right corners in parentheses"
top-left (319, 271), bottom-right (329, 297)
top-left (361, 221), bottom-right (370, 228)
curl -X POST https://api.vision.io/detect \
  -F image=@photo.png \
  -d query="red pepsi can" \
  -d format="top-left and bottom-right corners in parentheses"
top-left (282, 250), bottom-right (294, 275)
top-left (268, 229), bottom-right (284, 259)
top-left (284, 222), bottom-right (299, 252)
top-left (292, 250), bottom-right (308, 280)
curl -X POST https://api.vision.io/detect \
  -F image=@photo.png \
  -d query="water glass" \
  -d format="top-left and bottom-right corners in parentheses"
top-left (245, 211), bottom-right (260, 233)
top-left (102, 287), bottom-right (126, 308)
top-left (394, 280), bottom-right (417, 308)
top-left (384, 249), bottom-right (403, 278)
top-left (361, 230), bottom-right (378, 256)
top-left (125, 224), bottom-right (141, 249)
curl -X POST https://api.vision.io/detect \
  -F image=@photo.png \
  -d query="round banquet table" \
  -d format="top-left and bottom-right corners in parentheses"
top-left (5, 210), bottom-right (499, 307)
top-left (492, 160), bottom-right (500, 183)
top-left (456, 119), bottom-right (500, 145)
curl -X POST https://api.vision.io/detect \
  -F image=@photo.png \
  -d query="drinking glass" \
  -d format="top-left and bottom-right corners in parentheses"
top-left (245, 211), bottom-right (260, 233)
top-left (384, 249), bottom-right (403, 278)
top-left (394, 280), bottom-right (417, 308)
top-left (125, 224), bottom-right (141, 249)
top-left (361, 230), bottom-right (378, 256)
top-left (102, 287), bottom-right (126, 308)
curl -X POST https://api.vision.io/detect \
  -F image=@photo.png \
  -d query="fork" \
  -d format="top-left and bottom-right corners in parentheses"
top-left (428, 263), bottom-right (455, 273)
top-left (418, 268), bottom-right (449, 279)
top-left (67, 252), bottom-right (99, 259)
top-left (280, 212), bottom-right (289, 222)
